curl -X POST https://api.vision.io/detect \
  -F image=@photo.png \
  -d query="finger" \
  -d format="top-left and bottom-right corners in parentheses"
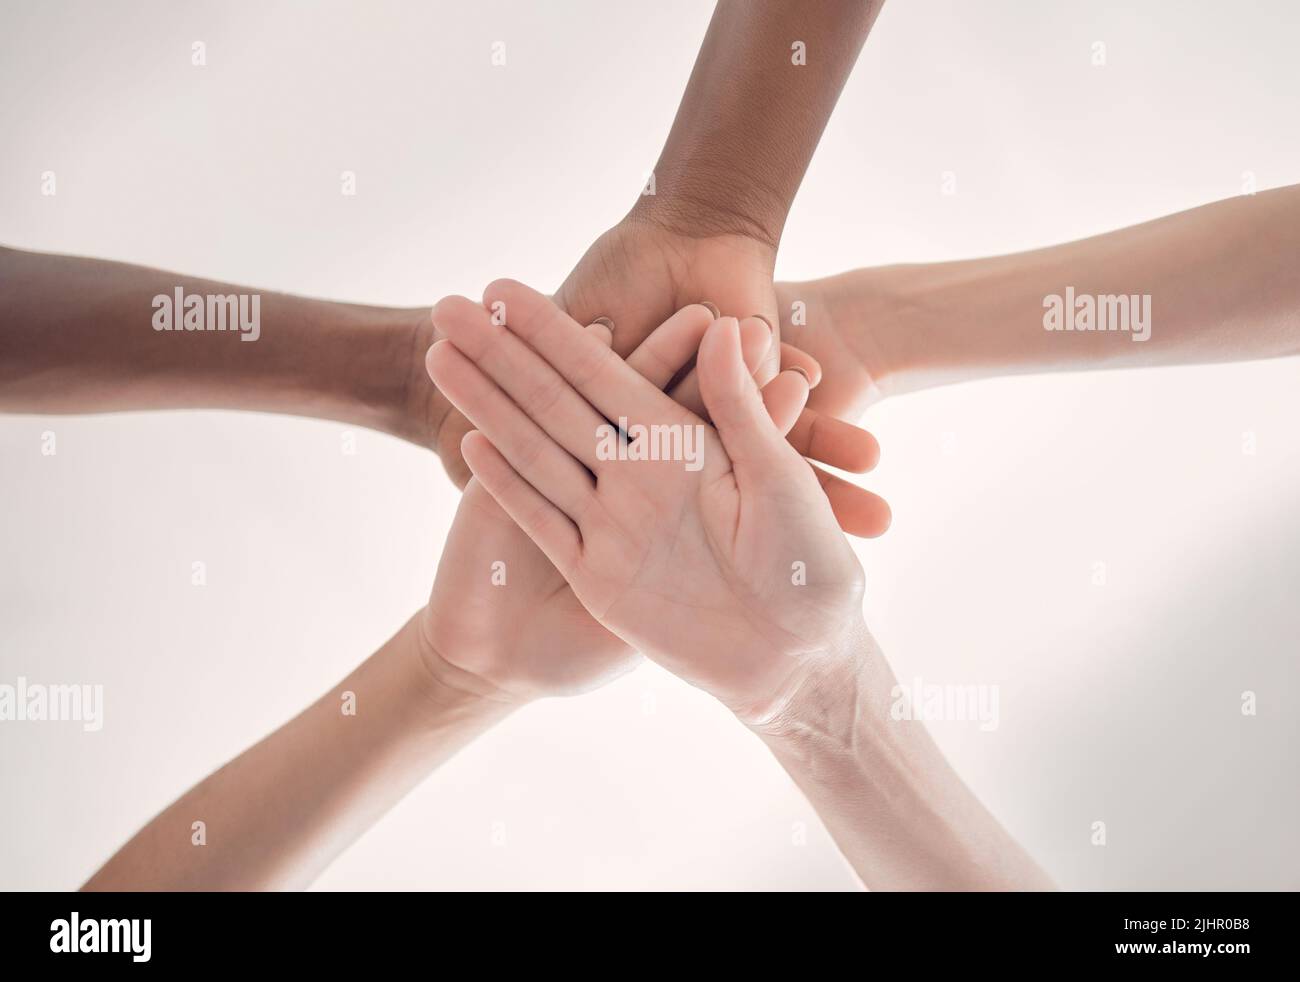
top-left (460, 431), bottom-right (582, 577)
top-left (751, 370), bottom-right (890, 538)
top-left (432, 294), bottom-right (608, 470)
top-left (483, 278), bottom-right (691, 430)
top-left (812, 463), bottom-right (892, 538)
top-left (753, 314), bottom-right (782, 387)
top-left (425, 339), bottom-right (595, 522)
top-left (786, 408), bottom-right (881, 473)
top-left (696, 317), bottom-right (792, 471)
top-left (669, 316), bottom-right (772, 418)
top-left (434, 408), bottom-right (475, 490)
top-left (586, 319), bottom-right (614, 348)
top-left (759, 370), bottom-right (811, 437)
top-left (779, 342), bottom-right (822, 387)
top-left (624, 304), bottom-right (715, 391)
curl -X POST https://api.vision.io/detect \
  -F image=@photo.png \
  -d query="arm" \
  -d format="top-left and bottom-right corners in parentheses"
top-left (0, 245), bottom-right (447, 456)
top-left (82, 615), bottom-right (515, 891)
top-left (631, 0), bottom-right (886, 249)
top-left (752, 622), bottom-right (1052, 891)
top-left (557, 0), bottom-right (886, 338)
top-left (782, 186), bottom-right (1300, 418)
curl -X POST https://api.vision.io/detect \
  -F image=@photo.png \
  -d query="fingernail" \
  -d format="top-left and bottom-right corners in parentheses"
top-left (591, 315), bottom-right (615, 331)
top-left (753, 314), bottom-right (775, 334)
top-left (787, 365), bottom-right (812, 384)
top-left (700, 301), bottom-right (720, 319)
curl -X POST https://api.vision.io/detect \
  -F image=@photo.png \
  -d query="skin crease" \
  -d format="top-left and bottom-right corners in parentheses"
top-left (428, 280), bottom-right (1055, 890)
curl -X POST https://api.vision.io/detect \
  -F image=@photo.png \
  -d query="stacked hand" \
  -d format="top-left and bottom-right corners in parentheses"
top-left (425, 215), bottom-right (890, 539)
top-left (426, 280), bottom-right (868, 717)
top-left (423, 281), bottom-right (867, 717)
top-left (417, 280), bottom-right (1052, 892)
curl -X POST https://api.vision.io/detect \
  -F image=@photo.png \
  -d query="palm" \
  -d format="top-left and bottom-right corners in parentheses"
top-left (564, 434), bottom-right (861, 717)
top-left (423, 481), bottom-right (634, 700)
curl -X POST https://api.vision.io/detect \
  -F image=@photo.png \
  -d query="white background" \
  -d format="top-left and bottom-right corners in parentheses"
top-left (1, 0), bottom-right (1297, 890)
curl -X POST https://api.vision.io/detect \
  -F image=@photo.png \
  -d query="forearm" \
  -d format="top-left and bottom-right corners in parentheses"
top-left (82, 614), bottom-right (515, 891)
top-left (832, 186), bottom-right (1300, 398)
top-left (634, 0), bottom-right (885, 245)
top-left (752, 620), bottom-right (1053, 891)
top-left (0, 245), bottom-right (437, 446)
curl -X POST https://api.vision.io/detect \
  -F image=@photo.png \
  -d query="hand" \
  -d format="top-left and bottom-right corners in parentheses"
top-left (424, 217), bottom-right (890, 535)
top-left (775, 277), bottom-right (880, 422)
top-left (556, 214), bottom-right (782, 370)
top-left (426, 212), bottom-right (780, 489)
top-left (557, 218), bottom-right (891, 537)
top-left (426, 280), bottom-right (868, 722)
top-left (419, 478), bottom-right (630, 702)
top-left (775, 266), bottom-right (926, 422)
top-left (419, 302), bottom-right (786, 702)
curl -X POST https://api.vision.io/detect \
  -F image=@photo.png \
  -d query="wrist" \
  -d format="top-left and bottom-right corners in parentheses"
top-left (382, 305), bottom-right (447, 452)
top-left (626, 168), bottom-right (786, 251)
top-left (342, 305), bottom-right (475, 489)
top-left (356, 614), bottom-right (524, 752)
top-left (289, 299), bottom-right (442, 451)
top-left (746, 619), bottom-right (1054, 891)
top-left (407, 608), bottom-right (534, 715)
top-left (324, 615), bottom-right (518, 800)
top-left (818, 266), bottom-right (929, 403)
top-left (742, 617), bottom-right (884, 741)
top-left (830, 259), bottom-right (1010, 401)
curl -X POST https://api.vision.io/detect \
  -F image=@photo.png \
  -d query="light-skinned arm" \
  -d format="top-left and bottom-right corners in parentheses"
top-left (81, 615), bottom-right (512, 891)
top-left (751, 625), bottom-right (1052, 890)
top-left (778, 185), bottom-right (1300, 422)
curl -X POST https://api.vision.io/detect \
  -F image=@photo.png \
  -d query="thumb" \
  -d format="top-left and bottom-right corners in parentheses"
top-left (697, 317), bottom-right (791, 471)
top-left (585, 317), bottom-right (615, 348)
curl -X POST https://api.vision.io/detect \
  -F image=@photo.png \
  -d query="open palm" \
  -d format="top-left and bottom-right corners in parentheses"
top-left (427, 281), bottom-right (865, 721)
